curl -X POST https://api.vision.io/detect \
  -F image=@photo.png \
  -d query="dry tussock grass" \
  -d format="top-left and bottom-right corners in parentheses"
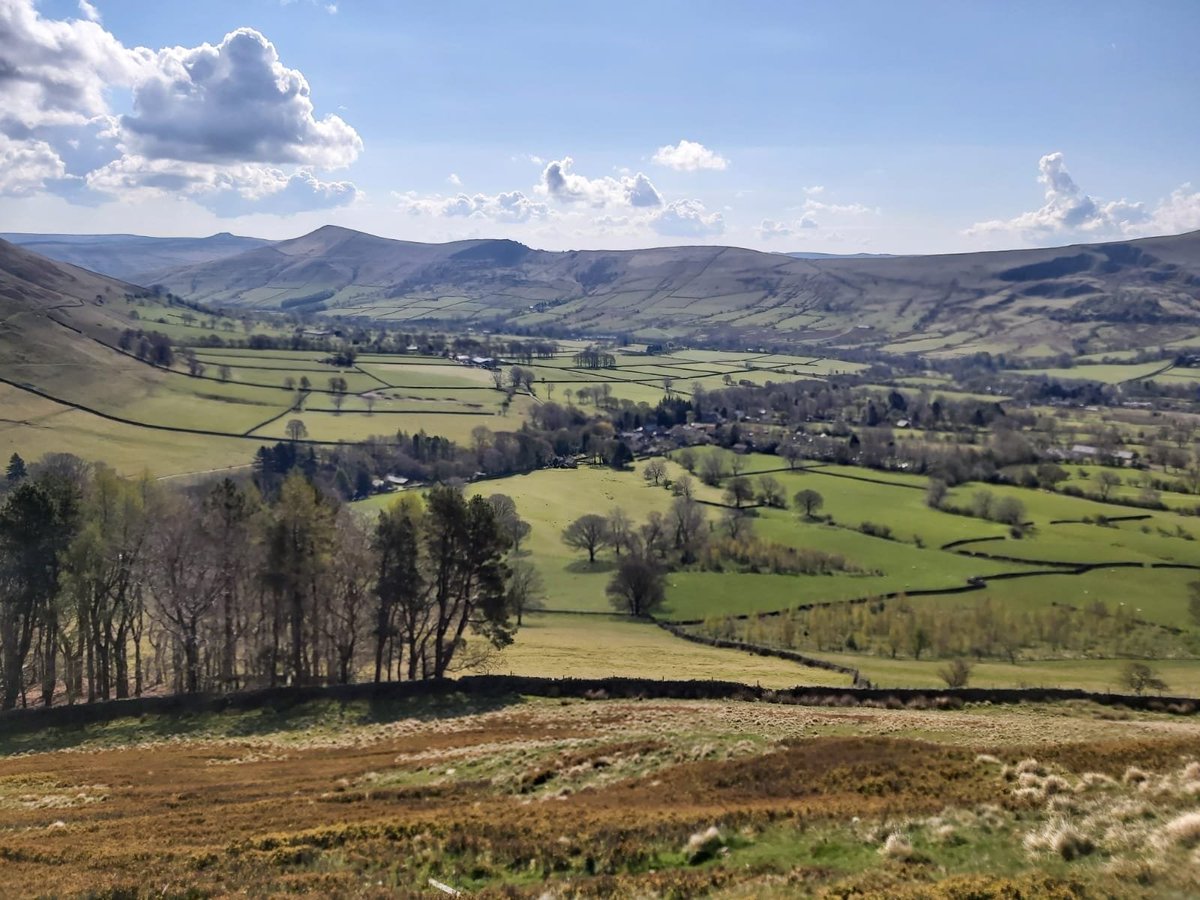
top-left (1158, 810), bottom-right (1200, 848)
top-left (879, 831), bottom-right (913, 860)
top-left (0, 697), bottom-right (1196, 897)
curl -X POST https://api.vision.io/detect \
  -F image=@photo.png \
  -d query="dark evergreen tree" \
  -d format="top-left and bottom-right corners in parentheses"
top-left (5, 453), bottom-right (26, 485)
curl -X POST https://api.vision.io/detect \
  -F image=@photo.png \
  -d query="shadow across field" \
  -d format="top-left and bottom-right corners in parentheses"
top-left (1, 675), bottom-right (1196, 758)
top-left (0, 682), bottom-right (523, 755)
top-left (565, 558), bottom-right (617, 574)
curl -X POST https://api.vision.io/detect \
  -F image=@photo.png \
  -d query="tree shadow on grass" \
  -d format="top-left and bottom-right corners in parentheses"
top-left (565, 559), bottom-right (617, 574)
top-left (0, 688), bottom-right (523, 757)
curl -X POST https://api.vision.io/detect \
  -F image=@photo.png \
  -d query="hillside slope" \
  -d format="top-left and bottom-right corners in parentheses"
top-left (0, 232), bottom-right (271, 283)
top-left (0, 240), bottom-right (292, 444)
top-left (100, 226), bottom-right (1200, 355)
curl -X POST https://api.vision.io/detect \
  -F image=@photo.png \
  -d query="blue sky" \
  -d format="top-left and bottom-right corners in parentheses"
top-left (2, 0), bottom-right (1198, 253)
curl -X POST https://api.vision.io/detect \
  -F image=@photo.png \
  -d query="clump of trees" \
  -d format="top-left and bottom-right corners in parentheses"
top-left (559, 496), bottom-right (715, 618)
top-left (697, 532), bottom-right (865, 577)
top-left (938, 657), bottom-right (973, 688)
top-left (0, 454), bottom-right (532, 709)
top-left (929, 486), bottom-right (1027, 531)
top-left (117, 329), bottom-right (174, 366)
top-left (572, 348), bottom-right (617, 369)
top-left (1120, 661), bottom-right (1169, 695)
top-left (700, 595), bottom-right (1190, 664)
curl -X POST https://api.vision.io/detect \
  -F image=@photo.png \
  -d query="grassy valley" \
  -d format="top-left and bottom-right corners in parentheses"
top-left (3, 235), bottom-right (1200, 898)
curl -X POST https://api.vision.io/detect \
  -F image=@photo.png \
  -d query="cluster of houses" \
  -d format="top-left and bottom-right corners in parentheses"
top-left (369, 474), bottom-right (413, 493)
top-left (450, 353), bottom-right (501, 369)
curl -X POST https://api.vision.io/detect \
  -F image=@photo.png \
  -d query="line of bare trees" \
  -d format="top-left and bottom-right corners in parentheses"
top-left (0, 454), bottom-right (531, 710)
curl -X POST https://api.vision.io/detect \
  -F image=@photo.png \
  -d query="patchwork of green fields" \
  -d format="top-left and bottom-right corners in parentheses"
top-left (2, 343), bottom-right (869, 478)
top-left (6, 306), bottom-right (1200, 690)
top-left (351, 452), bottom-right (1200, 692)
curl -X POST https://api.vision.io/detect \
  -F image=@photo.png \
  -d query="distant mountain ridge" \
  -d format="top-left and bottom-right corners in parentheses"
top-left (0, 232), bottom-right (270, 283)
top-left (10, 226), bottom-right (1200, 356)
top-left (784, 251), bottom-right (897, 259)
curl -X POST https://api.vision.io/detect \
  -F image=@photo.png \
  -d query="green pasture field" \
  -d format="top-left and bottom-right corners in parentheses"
top-left (864, 382), bottom-right (1010, 403)
top-left (3, 358), bottom-right (294, 434)
top-left (953, 522), bottom-right (1195, 567)
top-left (1014, 360), bottom-right (1174, 384)
top-left (894, 375), bottom-right (954, 388)
top-left (354, 453), bottom-right (1200, 631)
top-left (662, 567), bottom-right (1002, 621)
top-left (354, 353), bottom-right (469, 365)
top-left (1074, 349), bottom-right (1145, 363)
top-left (104, 297), bottom-right (293, 344)
top-left (4, 332), bottom-right (562, 460)
top-left (908, 565), bottom-right (1200, 630)
top-left (595, 380), bottom-right (679, 404)
top-left (382, 454), bottom-right (1199, 690)
top-left (300, 387), bottom-right (513, 414)
top-left (357, 362), bottom-right (496, 388)
top-left (881, 333), bottom-right (973, 354)
top-left (670, 348), bottom-right (770, 363)
top-left (1144, 370), bottom-right (1200, 388)
top-left (494, 612), bottom-right (846, 687)
top-left (199, 364), bottom-right (382, 394)
top-left (197, 348), bottom-right (346, 361)
top-left (251, 406), bottom-right (527, 444)
top-left (771, 467), bottom-right (1002, 549)
top-left (1061, 465), bottom-right (1200, 510)
top-left (806, 651), bottom-right (1200, 693)
top-left (0, 383), bottom-right (257, 478)
top-left (192, 352), bottom-right (330, 371)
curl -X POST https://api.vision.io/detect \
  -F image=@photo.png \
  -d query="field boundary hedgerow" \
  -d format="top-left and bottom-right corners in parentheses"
top-left (0, 673), bottom-right (1196, 737)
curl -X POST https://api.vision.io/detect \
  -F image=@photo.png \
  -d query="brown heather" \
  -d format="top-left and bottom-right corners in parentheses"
top-left (0, 698), bottom-right (1197, 897)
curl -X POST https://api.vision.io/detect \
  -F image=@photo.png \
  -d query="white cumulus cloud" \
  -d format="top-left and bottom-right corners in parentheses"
top-left (397, 189), bottom-right (549, 224)
top-left (652, 139), bottom-right (728, 172)
top-left (0, 2), bottom-right (362, 215)
top-left (652, 199), bottom-right (724, 237)
top-left (539, 156), bottom-right (662, 208)
top-left (1148, 184), bottom-right (1200, 235)
top-left (0, 0), bottom-right (151, 135)
top-left (122, 28), bottom-right (361, 168)
top-left (757, 216), bottom-right (816, 240)
top-left (85, 157), bottom-right (360, 217)
top-left (967, 152), bottom-right (1150, 239)
top-left (0, 133), bottom-right (66, 196)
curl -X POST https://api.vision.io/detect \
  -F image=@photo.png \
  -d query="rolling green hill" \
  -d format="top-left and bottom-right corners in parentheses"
top-left (15, 226), bottom-right (1200, 357)
top-left (142, 225), bottom-right (1200, 356)
top-left (0, 239), bottom-right (296, 474)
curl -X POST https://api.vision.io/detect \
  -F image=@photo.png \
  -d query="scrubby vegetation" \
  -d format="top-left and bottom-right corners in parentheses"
top-left (0, 694), bottom-right (1197, 897)
top-left (698, 595), bottom-right (1197, 665)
